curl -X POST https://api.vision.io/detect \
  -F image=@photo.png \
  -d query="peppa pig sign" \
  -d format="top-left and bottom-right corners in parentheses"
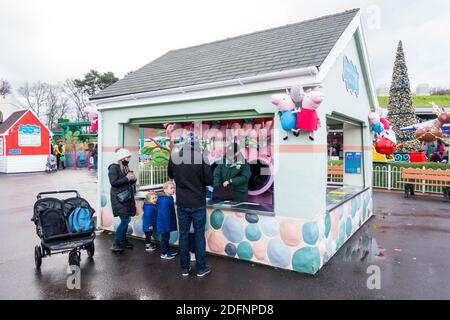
top-left (342, 56), bottom-right (359, 97)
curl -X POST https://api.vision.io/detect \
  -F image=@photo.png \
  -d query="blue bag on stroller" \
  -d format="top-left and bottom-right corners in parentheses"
top-left (68, 208), bottom-right (94, 233)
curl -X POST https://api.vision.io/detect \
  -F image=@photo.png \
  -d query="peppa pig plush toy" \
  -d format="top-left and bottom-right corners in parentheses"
top-left (294, 89), bottom-right (324, 141)
top-left (271, 93), bottom-right (297, 141)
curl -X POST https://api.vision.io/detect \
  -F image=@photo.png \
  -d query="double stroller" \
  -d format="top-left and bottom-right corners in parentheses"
top-left (45, 154), bottom-right (57, 173)
top-left (31, 190), bottom-right (96, 269)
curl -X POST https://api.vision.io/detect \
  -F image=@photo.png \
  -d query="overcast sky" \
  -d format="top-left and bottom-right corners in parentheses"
top-left (1, 0), bottom-right (449, 93)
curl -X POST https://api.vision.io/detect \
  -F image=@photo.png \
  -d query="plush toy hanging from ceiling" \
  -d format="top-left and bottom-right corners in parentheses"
top-left (293, 89), bottom-right (324, 141)
top-left (271, 91), bottom-right (298, 141)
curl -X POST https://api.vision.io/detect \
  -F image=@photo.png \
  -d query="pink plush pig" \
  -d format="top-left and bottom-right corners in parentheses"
top-left (271, 93), bottom-right (297, 140)
top-left (294, 90), bottom-right (324, 141)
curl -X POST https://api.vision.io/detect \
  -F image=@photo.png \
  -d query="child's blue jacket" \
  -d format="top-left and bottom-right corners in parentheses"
top-left (155, 194), bottom-right (177, 234)
top-left (142, 203), bottom-right (158, 232)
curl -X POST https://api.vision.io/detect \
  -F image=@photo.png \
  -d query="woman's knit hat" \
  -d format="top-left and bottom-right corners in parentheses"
top-left (116, 148), bottom-right (131, 161)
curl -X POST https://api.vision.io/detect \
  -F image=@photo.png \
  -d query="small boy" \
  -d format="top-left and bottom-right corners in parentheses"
top-left (142, 192), bottom-right (158, 252)
top-left (157, 181), bottom-right (178, 260)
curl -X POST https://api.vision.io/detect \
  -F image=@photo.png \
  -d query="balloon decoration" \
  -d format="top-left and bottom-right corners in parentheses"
top-left (374, 137), bottom-right (397, 156)
top-left (83, 105), bottom-right (99, 133)
top-left (414, 104), bottom-right (450, 143)
top-left (368, 109), bottom-right (390, 135)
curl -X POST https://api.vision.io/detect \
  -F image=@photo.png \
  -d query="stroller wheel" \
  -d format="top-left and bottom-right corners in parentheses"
top-left (69, 250), bottom-right (81, 267)
top-left (34, 246), bottom-right (42, 269)
top-left (86, 242), bottom-right (95, 258)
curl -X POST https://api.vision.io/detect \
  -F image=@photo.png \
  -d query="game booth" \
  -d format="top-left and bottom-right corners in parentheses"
top-left (0, 109), bottom-right (51, 173)
top-left (91, 9), bottom-right (376, 274)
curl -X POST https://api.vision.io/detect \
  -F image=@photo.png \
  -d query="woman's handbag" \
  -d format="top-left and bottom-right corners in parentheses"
top-left (117, 188), bottom-right (132, 203)
top-left (212, 185), bottom-right (234, 201)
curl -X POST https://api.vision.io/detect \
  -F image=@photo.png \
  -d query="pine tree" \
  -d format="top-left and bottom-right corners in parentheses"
top-left (387, 41), bottom-right (421, 153)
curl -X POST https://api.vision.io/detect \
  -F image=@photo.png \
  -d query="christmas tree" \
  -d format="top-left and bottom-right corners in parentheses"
top-left (387, 41), bottom-right (421, 153)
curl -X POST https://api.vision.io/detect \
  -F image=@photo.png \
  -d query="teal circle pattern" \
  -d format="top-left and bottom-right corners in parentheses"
top-left (210, 209), bottom-right (225, 230)
top-left (245, 224), bottom-right (261, 242)
top-left (292, 247), bottom-right (321, 274)
top-left (237, 241), bottom-right (253, 261)
top-left (302, 221), bottom-right (319, 245)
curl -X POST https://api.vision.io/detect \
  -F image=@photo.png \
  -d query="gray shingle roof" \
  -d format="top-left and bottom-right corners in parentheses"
top-left (91, 9), bottom-right (359, 101)
top-left (0, 109), bottom-right (27, 134)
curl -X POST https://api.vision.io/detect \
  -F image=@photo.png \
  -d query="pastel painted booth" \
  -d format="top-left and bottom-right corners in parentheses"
top-left (92, 9), bottom-right (376, 275)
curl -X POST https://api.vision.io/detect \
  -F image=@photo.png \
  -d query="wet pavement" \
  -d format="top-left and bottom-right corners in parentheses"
top-left (1, 170), bottom-right (450, 300)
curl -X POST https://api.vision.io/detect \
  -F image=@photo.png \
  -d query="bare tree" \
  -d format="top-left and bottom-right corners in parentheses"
top-left (0, 79), bottom-right (12, 97)
top-left (17, 81), bottom-right (50, 118)
top-left (62, 79), bottom-right (88, 122)
top-left (45, 85), bottom-right (71, 130)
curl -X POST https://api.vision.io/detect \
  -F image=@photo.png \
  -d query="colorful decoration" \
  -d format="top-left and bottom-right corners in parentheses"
top-left (386, 41), bottom-right (421, 153)
top-left (271, 92), bottom-right (297, 140)
top-left (294, 89), bottom-right (324, 141)
top-left (374, 137), bottom-right (397, 156)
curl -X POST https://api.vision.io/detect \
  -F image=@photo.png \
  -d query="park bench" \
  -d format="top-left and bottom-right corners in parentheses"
top-left (328, 166), bottom-right (343, 184)
top-left (398, 168), bottom-right (450, 202)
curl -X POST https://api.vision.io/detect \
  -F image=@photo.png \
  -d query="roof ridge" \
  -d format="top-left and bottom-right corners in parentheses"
top-left (169, 8), bottom-right (360, 53)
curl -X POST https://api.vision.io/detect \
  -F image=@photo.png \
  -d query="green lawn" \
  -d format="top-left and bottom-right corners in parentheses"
top-left (378, 95), bottom-right (450, 108)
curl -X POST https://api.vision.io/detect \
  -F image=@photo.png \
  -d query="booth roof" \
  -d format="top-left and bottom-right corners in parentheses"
top-left (90, 9), bottom-right (360, 101)
top-left (0, 109), bottom-right (28, 135)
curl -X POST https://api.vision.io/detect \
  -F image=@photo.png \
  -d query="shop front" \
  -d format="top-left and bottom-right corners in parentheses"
top-left (91, 9), bottom-right (377, 274)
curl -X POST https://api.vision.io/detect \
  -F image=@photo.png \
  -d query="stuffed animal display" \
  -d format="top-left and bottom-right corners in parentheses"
top-left (293, 90), bottom-right (324, 141)
top-left (271, 92), bottom-right (297, 141)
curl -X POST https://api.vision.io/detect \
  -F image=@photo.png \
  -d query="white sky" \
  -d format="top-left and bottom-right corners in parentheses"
top-left (1, 0), bottom-right (449, 92)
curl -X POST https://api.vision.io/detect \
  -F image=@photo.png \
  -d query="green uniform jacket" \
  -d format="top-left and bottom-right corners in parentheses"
top-left (213, 161), bottom-right (251, 202)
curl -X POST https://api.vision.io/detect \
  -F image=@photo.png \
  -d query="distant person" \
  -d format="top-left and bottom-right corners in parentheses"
top-left (155, 181), bottom-right (178, 260)
top-left (437, 140), bottom-right (445, 157)
top-left (54, 141), bottom-right (66, 170)
top-left (108, 148), bottom-right (137, 253)
top-left (92, 144), bottom-right (98, 170)
top-left (168, 132), bottom-right (213, 277)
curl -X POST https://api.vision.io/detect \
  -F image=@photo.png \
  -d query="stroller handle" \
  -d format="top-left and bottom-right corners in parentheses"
top-left (37, 190), bottom-right (80, 200)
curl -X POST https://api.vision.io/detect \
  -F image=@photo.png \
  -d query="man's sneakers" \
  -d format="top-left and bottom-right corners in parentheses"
top-left (111, 244), bottom-right (125, 253)
top-left (160, 251), bottom-right (178, 260)
top-left (145, 243), bottom-right (157, 252)
top-left (196, 265), bottom-right (212, 278)
top-left (181, 267), bottom-right (192, 277)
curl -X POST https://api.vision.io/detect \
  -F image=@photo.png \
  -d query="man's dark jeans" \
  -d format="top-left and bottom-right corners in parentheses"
top-left (177, 207), bottom-right (207, 270)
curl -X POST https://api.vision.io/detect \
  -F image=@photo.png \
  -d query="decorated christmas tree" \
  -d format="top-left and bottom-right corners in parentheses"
top-left (387, 41), bottom-right (421, 153)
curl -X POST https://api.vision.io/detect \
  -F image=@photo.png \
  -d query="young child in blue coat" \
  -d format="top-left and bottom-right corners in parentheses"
top-left (156, 181), bottom-right (178, 259)
top-left (142, 191), bottom-right (158, 252)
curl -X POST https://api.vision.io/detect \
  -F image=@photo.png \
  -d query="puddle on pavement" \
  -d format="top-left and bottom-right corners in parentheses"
top-left (342, 226), bottom-right (386, 263)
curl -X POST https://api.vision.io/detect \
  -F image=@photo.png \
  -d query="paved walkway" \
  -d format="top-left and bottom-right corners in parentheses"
top-left (1, 170), bottom-right (450, 299)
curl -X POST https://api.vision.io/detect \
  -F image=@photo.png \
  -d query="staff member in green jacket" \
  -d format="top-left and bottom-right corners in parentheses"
top-left (213, 142), bottom-right (251, 202)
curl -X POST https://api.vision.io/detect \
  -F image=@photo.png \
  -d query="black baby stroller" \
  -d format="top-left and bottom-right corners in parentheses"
top-left (31, 190), bottom-right (96, 269)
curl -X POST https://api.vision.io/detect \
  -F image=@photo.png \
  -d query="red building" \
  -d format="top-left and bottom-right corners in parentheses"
top-left (0, 109), bottom-right (52, 173)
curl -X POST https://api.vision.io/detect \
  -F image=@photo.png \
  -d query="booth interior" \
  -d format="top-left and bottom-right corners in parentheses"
top-left (325, 114), bottom-right (369, 211)
top-left (136, 116), bottom-right (275, 216)
top-left (131, 112), bottom-right (369, 217)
